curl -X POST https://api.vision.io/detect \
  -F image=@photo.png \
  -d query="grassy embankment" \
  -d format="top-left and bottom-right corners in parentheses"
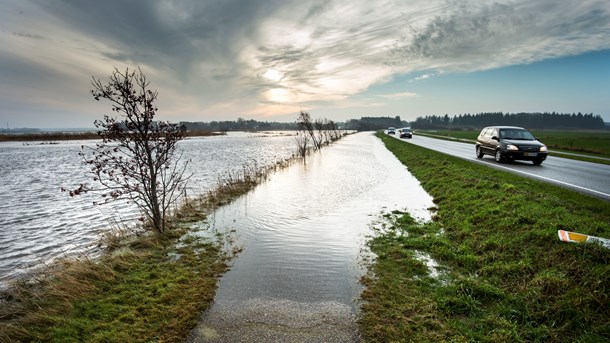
top-left (0, 161), bottom-right (292, 342)
top-left (359, 133), bottom-right (610, 342)
top-left (415, 130), bottom-right (610, 165)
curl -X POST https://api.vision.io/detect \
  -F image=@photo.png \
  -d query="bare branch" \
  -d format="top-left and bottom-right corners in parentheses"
top-left (64, 67), bottom-right (189, 234)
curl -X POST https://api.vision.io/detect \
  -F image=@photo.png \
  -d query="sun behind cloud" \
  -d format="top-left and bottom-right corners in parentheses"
top-left (263, 69), bottom-right (283, 81)
top-left (1, 0), bottom-right (609, 126)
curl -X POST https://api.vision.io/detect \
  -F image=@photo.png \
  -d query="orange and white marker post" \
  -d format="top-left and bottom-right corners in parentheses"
top-left (558, 230), bottom-right (610, 249)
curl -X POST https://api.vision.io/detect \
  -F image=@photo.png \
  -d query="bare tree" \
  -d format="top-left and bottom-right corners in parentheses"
top-left (294, 111), bottom-right (347, 157)
top-left (295, 111), bottom-right (312, 157)
top-left (297, 111), bottom-right (324, 151)
top-left (327, 120), bottom-right (343, 142)
top-left (64, 67), bottom-right (189, 235)
top-left (313, 118), bottom-right (326, 149)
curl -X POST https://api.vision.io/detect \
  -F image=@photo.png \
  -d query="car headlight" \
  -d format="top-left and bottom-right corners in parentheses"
top-left (506, 144), bottom-right (519, 151)
top-left (539, 146), bottom-right (547, 152)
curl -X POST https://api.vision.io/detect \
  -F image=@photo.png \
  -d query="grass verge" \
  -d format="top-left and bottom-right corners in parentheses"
top-left (1, 232), bottom-right (229, 342)
top-left (359, 132), bottom-right (610, 342)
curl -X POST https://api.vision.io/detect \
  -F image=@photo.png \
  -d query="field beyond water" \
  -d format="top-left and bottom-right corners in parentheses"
top-left (0, 130), bottom-right (223, 142)
top-left (416, 129), bottom-right (610, 162)
top-left (359, 133), bottom-right (610, 342)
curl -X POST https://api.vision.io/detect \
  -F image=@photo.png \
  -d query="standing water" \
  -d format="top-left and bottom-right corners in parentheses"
top-left (0, 132), bottom-right (297, 288)
top-left (189, 132), bottom-right (435, 342)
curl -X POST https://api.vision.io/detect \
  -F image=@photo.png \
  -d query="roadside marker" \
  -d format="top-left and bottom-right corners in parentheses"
top-left (558, 230), bottom-right (610, 249)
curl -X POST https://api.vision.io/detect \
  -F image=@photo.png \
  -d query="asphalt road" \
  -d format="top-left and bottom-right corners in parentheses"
top-left (391, 134), bottom-right (610, 202)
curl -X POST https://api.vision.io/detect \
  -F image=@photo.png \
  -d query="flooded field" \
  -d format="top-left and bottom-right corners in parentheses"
top-left (188, 132), bottom-right (435, 342)
top-left (0, 132), bottom-right (297, 287)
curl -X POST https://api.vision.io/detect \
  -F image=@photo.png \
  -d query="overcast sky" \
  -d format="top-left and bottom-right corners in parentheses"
top-left (1, 0), bottom-right (609, 128)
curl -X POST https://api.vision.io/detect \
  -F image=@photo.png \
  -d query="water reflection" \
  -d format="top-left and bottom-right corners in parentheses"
top-left (190, 132), bottom-right (434, 341)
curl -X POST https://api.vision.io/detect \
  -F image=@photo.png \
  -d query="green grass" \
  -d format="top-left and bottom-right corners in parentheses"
top-left (0, 227), bottom-right (231, 343)
top-left (359, 133), bottom-right (610, 342)
top-left (530, 130), bottom-right (610, 157)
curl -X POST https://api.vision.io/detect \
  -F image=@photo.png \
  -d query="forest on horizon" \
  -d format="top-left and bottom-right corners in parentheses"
top-left (1, 112), bottom-right (607, 134)
top-left (410, 112), bottom-right (606, 130)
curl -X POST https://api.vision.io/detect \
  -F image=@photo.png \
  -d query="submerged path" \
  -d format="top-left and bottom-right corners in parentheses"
top-left (188, 132), bottom-right (435, 342)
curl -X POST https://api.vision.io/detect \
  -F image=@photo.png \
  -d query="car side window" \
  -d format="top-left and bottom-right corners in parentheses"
top-left (491, 129), bottom-right (498, 139)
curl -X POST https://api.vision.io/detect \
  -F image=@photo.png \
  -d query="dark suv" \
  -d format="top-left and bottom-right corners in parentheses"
top-left (475, 126), bottom-right (548, 165)
top-left (399, 128), bottom-right (413, 138)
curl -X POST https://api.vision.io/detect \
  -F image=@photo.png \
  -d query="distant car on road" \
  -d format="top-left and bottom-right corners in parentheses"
top-left (399, 128), bottom-right (412, 139)
top-left (387, 127), bottom-right (396, 135)
top-left (476, 126), bottom-right (548, 165)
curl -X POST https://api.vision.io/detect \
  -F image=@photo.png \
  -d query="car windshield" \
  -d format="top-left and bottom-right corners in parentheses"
top-left (499, 129), bottom-right (535, 140)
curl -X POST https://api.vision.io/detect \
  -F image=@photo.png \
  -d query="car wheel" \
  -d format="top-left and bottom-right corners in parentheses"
top-left (476, 146), bottom-right (484, 158)
top-left (532, 158), bottom-right (543, 165)
top-left (495, 150), bottom-right (504, 163)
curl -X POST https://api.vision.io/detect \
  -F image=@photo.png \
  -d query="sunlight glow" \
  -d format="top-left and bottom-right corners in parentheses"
top-left (263, 69), bottom-right (283, 82)
top-left (264, 88), bottom-right (292, 103)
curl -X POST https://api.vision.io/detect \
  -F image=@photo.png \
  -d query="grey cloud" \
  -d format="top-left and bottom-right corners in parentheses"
top-left (394, 1), bottom-right (610, 71)
top-left (257, 46), bottom-right (312, 65)
top-left (11, 31), bottom-right (45, 40)
top-left (32, 0), bottom-right (283, 79)
top-left (302, 2), bottom-right (332, 24)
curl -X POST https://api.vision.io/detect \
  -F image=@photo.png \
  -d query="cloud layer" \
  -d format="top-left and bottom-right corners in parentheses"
top-left (1, 0), bottom-right (609, 126)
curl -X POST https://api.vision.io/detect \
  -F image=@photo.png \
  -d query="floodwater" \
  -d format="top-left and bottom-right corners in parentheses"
top-left (0, 132), bottom-right (297, 287)
top-left (188, 132), bottom-right (435, 342)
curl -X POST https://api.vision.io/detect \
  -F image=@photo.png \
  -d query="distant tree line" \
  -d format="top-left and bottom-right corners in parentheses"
top-left (411, 112), bottom-right (606, 130)
top-left (180, 118), bottom-right (298, 132)
top-left (181, 116), bottom-right (413, 132)
top-left (0, 127), bottom-right (42, 134)
top-left (344, 116), bottom-right (410, 131)
top-left (7, 112), bottom-right (605, 136)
